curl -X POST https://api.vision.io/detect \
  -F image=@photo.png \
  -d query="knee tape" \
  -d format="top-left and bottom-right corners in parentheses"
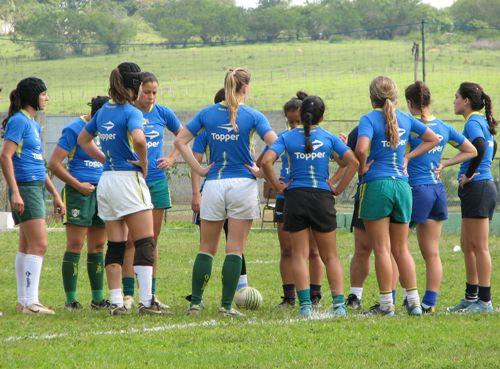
top-left (105, 241), bottom-right (126, 266)
top-left (133, 237), bottom-right (154, 266)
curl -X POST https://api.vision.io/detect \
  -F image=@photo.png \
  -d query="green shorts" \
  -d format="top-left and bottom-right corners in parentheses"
top-left (147, 178), bottom-right (171, 210)
top-left (62, 184), bottom-right (104, 227)
top-left (359, 178), bottom-right (412, 223)
top-left (10, 181), bottom-right (46, 225)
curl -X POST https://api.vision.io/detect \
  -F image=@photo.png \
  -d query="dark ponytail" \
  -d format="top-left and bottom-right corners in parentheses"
top-left (405, 81), bottom-right (431, 123)
top-left (300, 96), bottom-right (325, 154)
top-left (458, 82), bottom-right (497, 135)
top-left (483, 92), bottom-right (497, 135)
top-left (283, 90), bottom-right (308, 115)
top-left (2, 89), bottom-right (22, 133)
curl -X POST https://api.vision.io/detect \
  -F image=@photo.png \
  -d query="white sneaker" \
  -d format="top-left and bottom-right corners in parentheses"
top-left (153, 295), bottom-right (171, 310)
top-left (123, 295), bottom-right (134, 310)
top-left (22, 303), bottom-right (55, 315)
top-left (218, 306), bottom-right (245, 317)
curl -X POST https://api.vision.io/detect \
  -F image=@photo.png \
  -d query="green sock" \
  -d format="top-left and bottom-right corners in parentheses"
top-left (332, 294), bottom-right (345, 306)
top-left (62, 251), bottom-right (80, 304)
top-left (191, 253), bottom-right (214, 305)
top-left (297, 289), bottom-right (312, 307)
top-left (87, 252), bottom-right (104, 303)
top-left (152, 277), bottom-right (157, 295)
top-left (221, 254), bottom-right (242, 310)
top-left (122, 277), bottom-right (135, 297)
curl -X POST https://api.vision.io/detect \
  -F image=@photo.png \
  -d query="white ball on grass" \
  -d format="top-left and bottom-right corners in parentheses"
top-left (453, 245), bottom-right (461, 253)
top-left (234, 287), bottom-right (263, 310)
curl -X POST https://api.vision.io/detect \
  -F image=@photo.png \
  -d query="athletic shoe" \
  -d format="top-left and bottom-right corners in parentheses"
top-left (90, 299), bottom-right (111, 310)
top-left (299, 304), bottom-right (312, 319)
top-left (16, 302), bottom-right (23, 313)
top-left (218, 306), bottom-right (245, 317)
top-left (405, 303), bottom-right (422, 316)
top-left (422, 305), bottom-right (436, 314)
top-left (345, 294), bottom-right (362, 310)
top-left (153, 295), bottom-right (171, 310)
top-left (138, 298), bottom-right (170, 316)
top-left (460, 300), bottom-right (493, 314)
top-left (22, 303), bottom-right (55, 315)
top-left (187, 304), bottom-right (203, 316)
top-left (330, 304), bottom-right (347, 317)
top-left (65, 301), bottom-right (83, 311)
top-left (447, 298), bottom-right (476, 313)
top-left (109, 304), bottom-right (127, 316)
top-left (364, 303), bottom-right (395, 317)
top-left (276, 297), bottom-right (295, 308)
top-left (123, 295), bottom-right (134, 310)
top-left (311, 295), bottom-right (322, 309)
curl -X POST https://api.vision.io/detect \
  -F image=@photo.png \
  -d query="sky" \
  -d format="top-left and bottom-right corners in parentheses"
top-left (235, 0), bottom-right (455, 9)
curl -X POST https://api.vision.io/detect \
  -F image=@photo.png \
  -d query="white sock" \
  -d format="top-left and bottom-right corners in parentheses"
top-left (379, 292), bottom-right (393, 310)
top-left (109, 288), bottom-right (123, 307)
top-left (350, 287), bottom-right (363, 301)
top-left (237, 274), bottom-right (248, 290)
top-left (134, 265), bottom-right (153, 307)
top-left (24, 254), bottom-right (43, 306)
top-left (15, 252), bottom-right (27, 306)
top-left (406, 288), bottom-right (420, 307)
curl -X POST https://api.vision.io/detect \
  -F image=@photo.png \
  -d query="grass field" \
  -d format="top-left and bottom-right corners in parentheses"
top-left (0, 229), bottom-right (498, 368)
top-left (1, 37), bottom-right (499, 119)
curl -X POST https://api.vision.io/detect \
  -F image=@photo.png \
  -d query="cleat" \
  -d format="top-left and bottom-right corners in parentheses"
top-left (460, 300), bottom-right (493, 314)
top-left (422, 305), bottom-right (436, 314)
top-left (16, 302), bottom-right (24, 313)
top-left (187, 304), bottom-right (203, 316)
top-left (447, 298), bottom-right (476, 313)
top-left (109, 303), bottom-right (127, 316)
top-left (405, 303), bottom-right (422, 316)
top-left (123, 295), bottom-right (134, 310)
top-left (299, 304), bottom-right (312, 319)
top-left (90, 299), bottom-right (111, 310)
top-left (311, 295), bottom-right (322, 309)
top-left (218, 306), bottom-right (245, 317)
top-left (364, 303), bottom-right (395, 317)
top-left (277, 297), bottom-right (295, 308)
top-left (138, 299), bottom-right (170, 316)
top-left (345, 294), bottom-right (362, 310)
top-left (22, 303), bottom-right (55, 315)
top-left (64, 301), bottom-right (83, 311)
top-left (153, 295), bottom-right (171, 310)
top-left (331, 303), bottom-right (347, 317)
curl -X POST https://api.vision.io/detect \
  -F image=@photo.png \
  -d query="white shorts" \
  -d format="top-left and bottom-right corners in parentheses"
top-left (97, 171), bottom-right (153, 221)
top-left (201, 178), bottom-right (261, 221)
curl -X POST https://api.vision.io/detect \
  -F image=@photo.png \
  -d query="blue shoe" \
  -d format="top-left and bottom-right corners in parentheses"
top-left (405, 303), bottom-right (422, 316)
top-left (447, 298), bottom-right (476, 313)
top-left (461, 300), bottom-right (493, 314)
top-left (300, 304), bottom-right (312, 319)
top-left (331, 303), bottom-right (347, 317)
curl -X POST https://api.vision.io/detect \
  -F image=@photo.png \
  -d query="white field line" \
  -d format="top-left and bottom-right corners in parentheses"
top-left (3, 312), bottom-right (337, 343)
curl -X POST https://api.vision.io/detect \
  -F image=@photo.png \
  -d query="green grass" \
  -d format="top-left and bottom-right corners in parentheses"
top-left (0, 38), bottom-right (499, 119)
top-left (0, 229), bottom-right (498, 368)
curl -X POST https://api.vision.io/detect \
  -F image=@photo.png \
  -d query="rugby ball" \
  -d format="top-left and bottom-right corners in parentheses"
top-left (234, 287), bottom-right (263, 310)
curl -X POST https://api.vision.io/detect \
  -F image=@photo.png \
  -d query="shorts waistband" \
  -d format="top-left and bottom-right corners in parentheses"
top-left (16, 181), bottom-right (45, 187)
top-left (101, 171), bottom-right (143, 178)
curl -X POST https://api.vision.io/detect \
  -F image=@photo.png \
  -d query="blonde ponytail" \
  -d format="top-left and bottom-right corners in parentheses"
top-left (224, 68), bottom-right (251, 132)
top-left (370, 76), bottom-right (399, 148)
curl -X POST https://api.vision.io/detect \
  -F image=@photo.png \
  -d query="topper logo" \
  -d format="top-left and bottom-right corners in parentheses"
top-left (311, 140), bottom-right (324, 151)
top-left (218, 123), bottom-right (235, 132)
top-left (145, 130), bottom-right (160, 141)
top-left (102, 121), bottom-right (115, 132)
top-left (295, 139), bottom-right (326, 160)
top-left (398, 128), bottom-right (406, 137)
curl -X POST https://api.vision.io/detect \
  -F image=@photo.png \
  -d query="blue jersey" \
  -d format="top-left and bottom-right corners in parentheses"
top-left (192, 131), bottom-right (210, 192)
top-left (85, 102), bottom-right (144, 172)
top-left (143, 104), bottom-right (182, 181)
top-left (3, 110), bottom-right (45, 182)
top-left (269, 126), bottom-right (350, 192)
top-left (57, 116), bottom-right (103, 184)
top-left (458, 112), bottom-right (495, 182)
top-left (408, 116), bottom-right (465, 186)
top-left (358, 109), bottom-right (428, 183)
top-left (186, 103), bottom-right (272, 181)
top-left (274, 129), bottom-right (291, 199)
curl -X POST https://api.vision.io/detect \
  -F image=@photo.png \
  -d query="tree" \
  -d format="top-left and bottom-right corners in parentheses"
top-left (88, 7), bottom-right (137, 53)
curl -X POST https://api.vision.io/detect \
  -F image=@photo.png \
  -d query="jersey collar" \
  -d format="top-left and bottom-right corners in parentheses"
top-left (414, 114), bottom-right (436, 121)
top-left (81, 115), bottom-right (90, 123)
top-left (465, 111), bottom-right (483, 121)
top-left (373, 108), bottom-right (383, 112)
top-left (20, 109), bottom-right (35, 120)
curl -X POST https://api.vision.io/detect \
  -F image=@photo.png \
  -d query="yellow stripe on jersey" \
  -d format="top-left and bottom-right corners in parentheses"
top-left (127, 132), bottom-right (135, 153)
top-left (15, 140), bottom-right (24, 158)
top-left (68, 147), bottom-right (76, 162)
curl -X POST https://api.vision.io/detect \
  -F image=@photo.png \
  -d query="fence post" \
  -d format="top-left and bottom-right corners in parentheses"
top-left (421, 19), bottom-right (426, 83)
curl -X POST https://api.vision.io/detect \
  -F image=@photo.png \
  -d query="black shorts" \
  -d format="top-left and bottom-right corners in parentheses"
top-left (350, 185), bottom-right (365, 232)
top-left (274, 197), bottom-right (285, 223)
top-left (283, 188), bottom-right (337, 233)
top-left (458, 180), bottom-right (497, 220)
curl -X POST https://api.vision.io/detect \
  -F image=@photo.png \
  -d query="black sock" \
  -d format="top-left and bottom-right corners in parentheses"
top-left (240, 254), bottom-right (247, 276)
top-left (478, 286), bottom-right (491, 303)
top-left (283, 284), bottom-right (295, 300)
top-left (465, 282), bottom-right (478, 301)
top-left (310, 284), bottom-right (322, 299)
